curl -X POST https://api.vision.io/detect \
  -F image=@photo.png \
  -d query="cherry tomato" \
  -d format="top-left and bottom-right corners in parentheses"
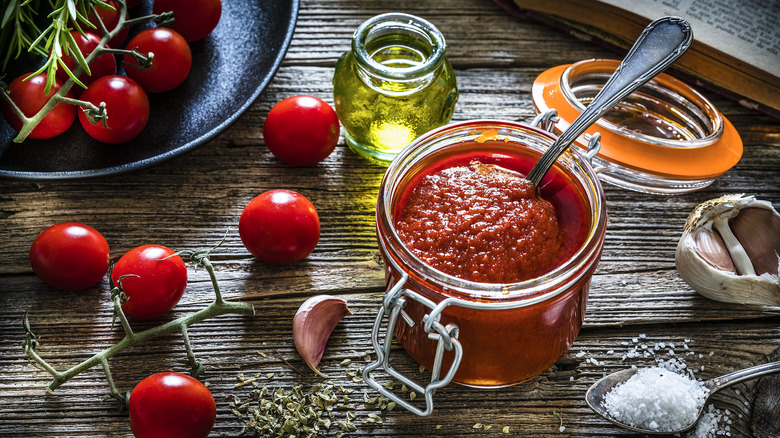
top-left (1, 72), bottom-right (76, 139)
top-left (126, 0), bottom-right (142, 8)
top-left (263, 96), bottom-right (340, 166)
top-left (111, 244), bottom-right (187, 320)
top-left (239, 190), bottom-right (320, 264)
top-left (55, 31), bottom-right (117, 91)
top-left (29, 222), bottom-right (110, 291)
top-left (88, 0), bottom-right (129, 49)
top-left (129, 372), bottom-right (216, 438)
top-left (153, 0), bottom-right (222, 42)
top-left (124, 28), bottom-right (192, 93)
top-left (78, 75), bottom-right (149, 143)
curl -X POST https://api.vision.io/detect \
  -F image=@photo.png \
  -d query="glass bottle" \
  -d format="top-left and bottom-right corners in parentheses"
top-left (333, 13), bottom-right (458, 163)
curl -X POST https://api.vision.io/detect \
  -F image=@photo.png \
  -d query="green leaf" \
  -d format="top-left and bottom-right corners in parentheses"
top-left (28, 22), bottom-right (52, 51)
top-left (57, 57), bottom-right (87, 89)
top-left (2, 1), bottom-right (15, 28)
top-left (66, 0), bottom-right (76, 20)
top-left (64, 28), bottom-right (90, 75)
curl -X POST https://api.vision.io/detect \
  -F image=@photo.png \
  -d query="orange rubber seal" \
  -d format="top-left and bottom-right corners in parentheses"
top-left (532, 61), bottom-right (742, 180)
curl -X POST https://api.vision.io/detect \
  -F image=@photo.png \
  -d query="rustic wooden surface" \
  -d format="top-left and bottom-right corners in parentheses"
top-left (1, 0), bottom-right (779, 436)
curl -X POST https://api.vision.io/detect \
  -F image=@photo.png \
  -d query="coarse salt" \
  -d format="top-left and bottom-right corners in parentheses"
top-left (603, 366), bottom-right (709, 432)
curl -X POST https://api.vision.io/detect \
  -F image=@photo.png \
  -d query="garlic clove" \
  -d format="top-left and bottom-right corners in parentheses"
top-left (730, 207), bottom-right (780, 276)
top-left (292, 295), bottom-right (352, 377)
top-left (676, 194), bottom-right (780, 306)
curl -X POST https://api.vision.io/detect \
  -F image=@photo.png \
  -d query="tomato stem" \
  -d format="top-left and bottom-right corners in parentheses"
top-left (22, 249), bottom-right (255, 404)
top-left (125, 11), bottom-right (175, 28)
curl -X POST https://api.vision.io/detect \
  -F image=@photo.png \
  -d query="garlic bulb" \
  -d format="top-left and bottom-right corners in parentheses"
top-left (675, 194), bottom-right (780, 305)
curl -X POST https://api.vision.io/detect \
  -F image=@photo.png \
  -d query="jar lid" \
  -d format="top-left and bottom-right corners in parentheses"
top-left (532, 59), bottom-right (742, 193)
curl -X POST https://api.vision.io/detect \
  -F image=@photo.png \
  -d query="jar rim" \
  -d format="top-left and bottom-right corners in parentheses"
top-left (352, 13), bottom-right (447, 81)
top-left (377, 120), bottom-right (607, 303)
top-left (560, 59), bottom-right (724, 149)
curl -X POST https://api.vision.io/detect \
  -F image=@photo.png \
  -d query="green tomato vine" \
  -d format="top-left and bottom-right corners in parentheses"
top-left (22, 240), bottom-right (255, 407)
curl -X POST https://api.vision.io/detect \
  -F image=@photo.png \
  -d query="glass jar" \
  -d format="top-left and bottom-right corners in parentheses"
top-left (532, 59), bottom-right (742, 194)
top-left (333, 13), bottom-right (458, 163)
top-left (364, 120), bottom-right (607, 416)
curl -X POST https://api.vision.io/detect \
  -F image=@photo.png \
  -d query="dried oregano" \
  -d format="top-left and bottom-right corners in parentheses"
top-left (229, 375), bottom-right (394, 437)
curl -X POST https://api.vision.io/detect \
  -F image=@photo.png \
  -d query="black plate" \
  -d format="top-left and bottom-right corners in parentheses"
top-left (0, 0), bottom-right (298, 179)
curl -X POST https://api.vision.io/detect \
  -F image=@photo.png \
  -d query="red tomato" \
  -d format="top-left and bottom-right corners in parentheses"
top-left (88, 0), bottom-right (129, 48)
top-left (55, 31), bottom-right (117, 90)
top-left (239, 190), bottom-right (320, 264)
top-left (124, 28), bottom-right (192, 93)
top-left (263, 96), bottom-right (340, 166)
top-left (129, 372), bottom-right (215, 438)
top-left (78, 75), bottom-right (149, 143)
top-left (153, 0), bottom-right (222, 42)
top-left (126, 0), bottom-right (142, 8)
top-left (29, 222), bottom-right (110, 291)
top-left (1, 72), bottom-right (76, 139)
top-left (111, 244), bottom-right (187, 320)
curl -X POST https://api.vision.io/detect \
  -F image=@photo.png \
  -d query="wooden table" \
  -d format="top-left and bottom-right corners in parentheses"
top-left (1, 0), bottom-right (779, 436)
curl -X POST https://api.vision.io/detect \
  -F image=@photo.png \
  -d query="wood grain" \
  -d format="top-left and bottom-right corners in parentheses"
top-left (1, 0), bottom-right (779, 436)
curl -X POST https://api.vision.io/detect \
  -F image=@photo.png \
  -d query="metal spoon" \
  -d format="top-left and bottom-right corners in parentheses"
top-left (585, 361), bottom-right (780, 434)
top-left (525, 16), bottom-right (693, 186)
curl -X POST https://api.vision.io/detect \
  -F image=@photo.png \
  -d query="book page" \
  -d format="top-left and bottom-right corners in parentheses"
top-left (607, 0), bottom-right (780, 77)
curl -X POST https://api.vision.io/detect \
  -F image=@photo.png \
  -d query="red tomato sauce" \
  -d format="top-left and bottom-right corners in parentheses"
top-left (394, 147), bottom-right (589, 284)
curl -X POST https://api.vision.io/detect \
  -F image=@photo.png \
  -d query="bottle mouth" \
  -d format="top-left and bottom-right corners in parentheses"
top-left (560, 59), bottom-right (723, 149)
top-left (352, 13), bottom-right (447, 81)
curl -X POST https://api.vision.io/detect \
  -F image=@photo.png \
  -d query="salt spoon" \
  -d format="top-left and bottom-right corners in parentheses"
top-left (585, 360), bottom-right (780, 434)
top-left (525, 16), bottom-right (693, 186)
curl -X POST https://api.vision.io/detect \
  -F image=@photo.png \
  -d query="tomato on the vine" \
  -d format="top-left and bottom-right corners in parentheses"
top-left (129, 372), bottom-right (216, 438)
top-left (87, 0), bottom-right (129, 49)
top-left (29, 222), bottom-right (110, 291)
top-left (1, 72), bottom-right (76, 139)
top-left (263, 95), bottom-right (340, 166)
top-left (111, 244), bottom-right (187, 320)
top-left (239, 190), bottom-right (320, 264)
top-left (55, 31), bottom-right (117, 90)
top-left (78, 75), bottom-right (149, 143)
top-left (152, 0), bottom-right (222, 42)
top-left (124, 28), bottom-right (192, 93)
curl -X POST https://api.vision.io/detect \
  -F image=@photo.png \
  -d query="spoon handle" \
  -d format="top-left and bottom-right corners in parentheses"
top-left (705, 360), bottom-right (780, 393)
top-left (525, 16), bottom-right (693, 186)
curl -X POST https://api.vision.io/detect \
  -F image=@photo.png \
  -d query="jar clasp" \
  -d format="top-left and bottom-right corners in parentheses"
top-left (363, 273), bottom-right (464, 416)
top-left (531, 109), bottom-right (601, 164)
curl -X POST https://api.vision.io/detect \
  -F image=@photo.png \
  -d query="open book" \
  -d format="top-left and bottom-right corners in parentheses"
top-left (497, 0), bottom-right (780, 118)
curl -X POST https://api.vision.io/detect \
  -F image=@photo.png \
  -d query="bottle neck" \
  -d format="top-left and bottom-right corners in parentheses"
top-left (352, 13), bottom-right (447, 94)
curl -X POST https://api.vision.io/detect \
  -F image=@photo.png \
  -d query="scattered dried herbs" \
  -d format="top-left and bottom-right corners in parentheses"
top-left (230, 370), bottom-right (397, 436)
top-left (230, 383), bottom-right (348, 437)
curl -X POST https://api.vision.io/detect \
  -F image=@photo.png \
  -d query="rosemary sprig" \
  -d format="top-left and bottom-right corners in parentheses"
top-left (0, 0), bottom-right (116, 90)
top-left (29, 0), bottom-right (115, 93)
top-left (0, 0), bottom-right (44, 70)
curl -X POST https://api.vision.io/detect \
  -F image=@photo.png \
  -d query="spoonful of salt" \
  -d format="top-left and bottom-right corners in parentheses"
top-left (585, 361), bottom-right (780, 434)
top-left (525, 16), bottom-right (693, 186)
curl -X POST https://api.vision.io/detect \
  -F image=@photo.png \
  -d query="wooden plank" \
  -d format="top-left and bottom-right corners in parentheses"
top-left (1, 0), bottom-right (779, 436)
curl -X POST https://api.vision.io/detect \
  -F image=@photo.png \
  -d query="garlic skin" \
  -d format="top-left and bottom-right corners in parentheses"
top-left (292, 295), bottom-right (352, 377)
top-left (675, 194), bottom-right (780, 305)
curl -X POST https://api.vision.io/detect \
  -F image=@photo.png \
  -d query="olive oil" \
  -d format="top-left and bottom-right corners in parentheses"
top-left (333, 14), bottom-right (458, 163)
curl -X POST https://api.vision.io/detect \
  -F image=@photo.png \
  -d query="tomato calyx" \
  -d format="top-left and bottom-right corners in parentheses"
top-left (122, 49), bottom-right (155, 71)
top-left (79, 99), bottom-right (108, 127)
top-left (21, 311), bottom-right (40, 353)
top-left (110, 274), bottom-right (139, 327)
